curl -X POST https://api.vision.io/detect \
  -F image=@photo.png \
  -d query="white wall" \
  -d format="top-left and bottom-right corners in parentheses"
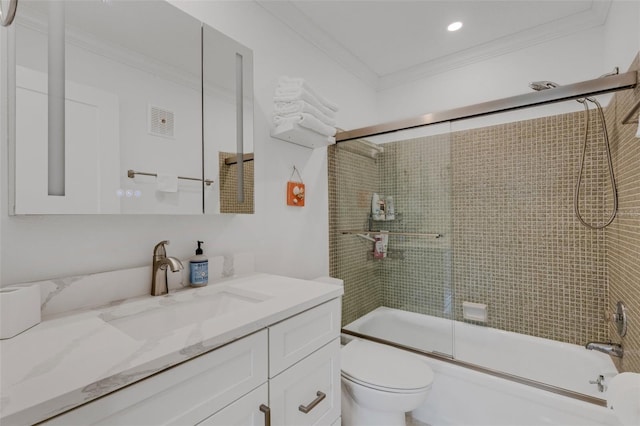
top-left (0, 1), bottom-right (377, 285)
top-left (375, 27), bottom-right (608, 123)
top-left (603, 0), bottom-right (640, 73)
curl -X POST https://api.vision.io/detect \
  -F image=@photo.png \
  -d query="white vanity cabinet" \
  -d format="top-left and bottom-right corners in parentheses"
top-left (40, 298), bottom-right (341, 426)
top-left (268, 297), bottom-right (342, 425)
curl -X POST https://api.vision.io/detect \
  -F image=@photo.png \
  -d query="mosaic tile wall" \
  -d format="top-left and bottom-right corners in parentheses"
top-left (328, 142), bottom-right (382, 325)
top-left (451, 109), bottom-right (609, 344)
top-left (219, 152), bottom-right (254, 214)
top-left (606, 55), bottom-right (640, 373)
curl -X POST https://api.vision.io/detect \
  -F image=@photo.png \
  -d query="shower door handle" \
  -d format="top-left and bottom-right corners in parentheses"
top-left (298, 391), bottom-right (326, 414)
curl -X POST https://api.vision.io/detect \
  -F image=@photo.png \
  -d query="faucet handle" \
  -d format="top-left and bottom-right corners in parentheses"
top-left (153, 240), bottom-right (170, 256)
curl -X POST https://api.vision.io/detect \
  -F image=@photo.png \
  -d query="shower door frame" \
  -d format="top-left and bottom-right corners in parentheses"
top-left (336, 71), bottom-right (636, 142)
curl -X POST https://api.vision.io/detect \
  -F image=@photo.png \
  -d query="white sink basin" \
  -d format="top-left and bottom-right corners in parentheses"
top-left (108, 289), bottom-right (270, 340)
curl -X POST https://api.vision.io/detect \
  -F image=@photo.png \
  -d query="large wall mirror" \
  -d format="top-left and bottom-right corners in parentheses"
top-left (10, 0), bottom-right (253, 214)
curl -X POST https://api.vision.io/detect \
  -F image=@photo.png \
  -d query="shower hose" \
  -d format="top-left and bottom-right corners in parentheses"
top-left (574, 98), bottom-right (618, 229)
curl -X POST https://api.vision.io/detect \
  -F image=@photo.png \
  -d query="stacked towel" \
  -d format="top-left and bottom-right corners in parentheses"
top-left (273, 76), bottom-right (338, 138)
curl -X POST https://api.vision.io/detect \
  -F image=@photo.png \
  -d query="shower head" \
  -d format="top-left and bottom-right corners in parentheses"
top-left (528, 81), bottom-right (559, 91)
top-left (528, 79), bottom-right (597, 103)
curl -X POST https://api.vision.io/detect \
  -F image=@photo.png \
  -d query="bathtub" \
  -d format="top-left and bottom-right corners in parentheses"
top-left (343, 307), bottom-right (622, 426)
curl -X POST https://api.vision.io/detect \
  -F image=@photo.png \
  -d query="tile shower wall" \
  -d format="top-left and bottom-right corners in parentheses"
top-left (219, 152), bottom-right (254, 214)
top-left (331, 107), bottom-right (614, 345)
top-left (328, 143), bottom-right (382, 325)
top-left (452, 108), bottom-right (609, 344)
top-left (607, 55), bottom-right (640, 373)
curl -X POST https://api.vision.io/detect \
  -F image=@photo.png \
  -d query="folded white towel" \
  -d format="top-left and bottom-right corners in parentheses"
top-left (156, 173), bottom-right (178, 192)
top-left (275, 110), bottom-right (336, 127)
top-left (277, 76), bottom-right (339, 112)
top-left (274, 102), bottom-right (336, 127)
top-left (274, 88), bottom-right (338, 118)
top-left (274, 113), bottom-right (336, 137)
top-left (274, 99), bottom-right (336, 120)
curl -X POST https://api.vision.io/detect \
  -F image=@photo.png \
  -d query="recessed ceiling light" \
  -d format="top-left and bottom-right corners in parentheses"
top-left (447, 21), bottom-right (463, 32)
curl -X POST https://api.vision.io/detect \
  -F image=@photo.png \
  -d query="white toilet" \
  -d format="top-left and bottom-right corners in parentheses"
top-left (341, 339), bottom-right (434, 426)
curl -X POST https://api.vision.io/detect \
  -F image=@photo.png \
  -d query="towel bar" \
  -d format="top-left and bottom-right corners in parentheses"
top-left (127, 170), bottom-right (213, 186)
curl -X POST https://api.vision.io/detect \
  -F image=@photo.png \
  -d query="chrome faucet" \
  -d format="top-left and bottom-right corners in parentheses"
top-left (585, 341), bottom-right (623, 358)
top-left (151, 240), bottom-right (183, 296)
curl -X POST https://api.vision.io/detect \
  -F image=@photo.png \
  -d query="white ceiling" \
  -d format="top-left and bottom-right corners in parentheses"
top-left (257, 0), bottom-right (612, 90)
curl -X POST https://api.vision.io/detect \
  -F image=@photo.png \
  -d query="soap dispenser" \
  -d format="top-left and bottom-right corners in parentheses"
top-left (189, 241), bottom-right (208, 287)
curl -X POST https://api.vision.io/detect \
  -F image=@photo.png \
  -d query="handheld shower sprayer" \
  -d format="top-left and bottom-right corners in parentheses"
top-left (528, 68), bottom-right (619, 229)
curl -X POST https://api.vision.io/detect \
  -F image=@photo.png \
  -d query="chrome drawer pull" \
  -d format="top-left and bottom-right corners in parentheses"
top-left (259, 404), bottom-right (271, 426)
top-left (298, 391), bottom-right (326, 414)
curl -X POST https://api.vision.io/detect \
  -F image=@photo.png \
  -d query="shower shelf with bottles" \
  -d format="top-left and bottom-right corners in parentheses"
top-left (340, 213), bottom-right (443, 240)
top-left (340, 211), bottom-right (442, 261)
top-left (366, 250), bottom-right (406, 261)
top-left (339, 229), bottom-right (442, 239)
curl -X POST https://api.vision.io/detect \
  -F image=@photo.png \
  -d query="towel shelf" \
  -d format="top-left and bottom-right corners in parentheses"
top-left (271, 121), bottom-right (335, 149)
top-left (127, 169), bottom-right (214, 186)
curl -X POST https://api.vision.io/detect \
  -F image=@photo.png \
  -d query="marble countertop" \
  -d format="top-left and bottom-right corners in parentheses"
top-left (0, 273), bottom-right (343, 425)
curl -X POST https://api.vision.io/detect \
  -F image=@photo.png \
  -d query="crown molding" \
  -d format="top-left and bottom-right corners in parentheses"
top-left (377, 0), bottom-right (612, 90)
top-left (256, 0), bottom-right (611, 92)
top-left (255, 0), bottom-right (379, 88)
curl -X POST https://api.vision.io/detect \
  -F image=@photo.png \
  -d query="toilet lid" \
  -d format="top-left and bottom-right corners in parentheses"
top-left (342, 339), bottom-right (434, 391)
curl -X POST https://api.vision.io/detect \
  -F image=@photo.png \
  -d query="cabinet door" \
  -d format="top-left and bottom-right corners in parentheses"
top-left (41, 331), bottom-right (268, 426)
top-left (202, 25), bottom-right (254, 214)
top-left (197, 383), bottom-right (268, 426)
top-left (270, 338), bottom-right (341, 426)
top-left (269, 298), bottom-right (341, 377)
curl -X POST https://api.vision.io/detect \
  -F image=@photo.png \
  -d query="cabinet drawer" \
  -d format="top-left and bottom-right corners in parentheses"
top-left (197, 383), bottom-right (268, 426)
top-left (269, 338), bottom-right (341, 426)
top-left (42, 330), bottom-right (268, 426)
top-left (269, 298), bottom-right (340, 377)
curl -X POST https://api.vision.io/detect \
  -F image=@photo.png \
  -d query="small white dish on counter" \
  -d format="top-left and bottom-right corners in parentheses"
top-left (0, 286), bottom-right (40, 340)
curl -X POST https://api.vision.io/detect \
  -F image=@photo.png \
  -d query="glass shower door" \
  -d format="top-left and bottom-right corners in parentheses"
top-left (448, 99), bottom-right (616, 398)
top-left (331, 122), bottom-right (455, 358)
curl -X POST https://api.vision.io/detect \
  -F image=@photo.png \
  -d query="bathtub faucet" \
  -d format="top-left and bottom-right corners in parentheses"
top-left (585, 341), bottom-right (623, 358)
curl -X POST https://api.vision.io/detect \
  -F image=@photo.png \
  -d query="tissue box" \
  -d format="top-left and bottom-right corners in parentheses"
top-left (0, 286), bottom-right (41, 339)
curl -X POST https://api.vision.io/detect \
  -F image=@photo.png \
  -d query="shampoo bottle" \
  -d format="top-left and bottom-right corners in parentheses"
top-left (386, 196), bottom-right (395, 220)
top-left (189, 241), bottom-right (208, 287)
top-left (373, 235), bottom-right (385, 259)
top-left (371, 193), bottom-right (382, 220)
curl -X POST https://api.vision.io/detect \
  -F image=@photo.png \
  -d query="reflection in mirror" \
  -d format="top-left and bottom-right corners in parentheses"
top-left (203, 25), bottom-right (254, 215)
top-left (13, 0), bottom-right (202, 214)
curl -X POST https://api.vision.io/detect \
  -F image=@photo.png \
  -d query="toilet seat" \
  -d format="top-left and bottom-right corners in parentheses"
top-left (341, 339), bottom-right (434, 393)
top-left (341, 371), bottom-right (430, 394)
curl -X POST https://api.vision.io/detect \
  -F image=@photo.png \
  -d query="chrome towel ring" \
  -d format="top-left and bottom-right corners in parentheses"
top-left (0, 0), bottom-right (18, 27)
